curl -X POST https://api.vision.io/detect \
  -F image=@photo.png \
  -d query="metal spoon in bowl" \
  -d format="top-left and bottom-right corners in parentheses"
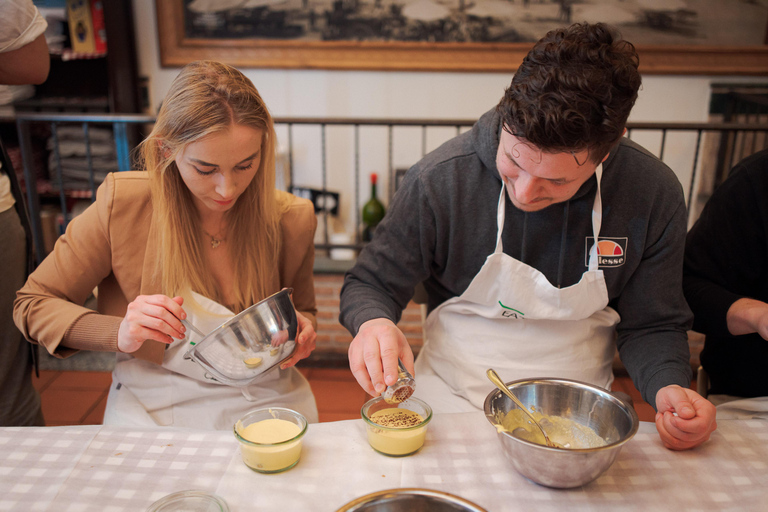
top-left (486, 368), bottom-right (559, 448)
top-left (181, 318), bottom-right (206, 340)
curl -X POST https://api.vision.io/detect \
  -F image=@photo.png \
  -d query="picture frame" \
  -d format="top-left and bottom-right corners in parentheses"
top-left (156, 0), bottom-right (768, 75)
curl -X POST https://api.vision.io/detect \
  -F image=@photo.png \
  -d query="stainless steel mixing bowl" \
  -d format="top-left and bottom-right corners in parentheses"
top-left (336, 488), bottom-right (487, 512)
top-left (483, 377), bottom-right (639, 489)
top-left (184, 288), bottom-right (297, 387)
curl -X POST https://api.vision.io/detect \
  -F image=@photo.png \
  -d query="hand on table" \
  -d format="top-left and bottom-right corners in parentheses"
top-left (280, 311), bottom-right (317, 369)
top-left (655, 384), bottom-right (717, 451)
top-left (118, 295), bottom-right (186, 353)
top-left (348, 318), bottom-right (414, 397)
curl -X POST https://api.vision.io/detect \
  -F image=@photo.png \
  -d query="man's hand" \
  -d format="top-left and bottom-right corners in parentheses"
top-left (348, 318), bottom-right (414, 397)
top-left (655, 385), bottom-right (717, 451)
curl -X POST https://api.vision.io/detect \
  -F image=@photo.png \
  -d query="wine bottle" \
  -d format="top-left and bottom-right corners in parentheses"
top-left (362, 172), bottom-right (386, 242)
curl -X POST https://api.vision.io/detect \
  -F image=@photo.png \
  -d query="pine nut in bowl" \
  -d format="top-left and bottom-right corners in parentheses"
top-left (361, 396), bottom-right (432, 457)
top-left (483, 377), bottom-right (639, 488)
top-left (234, 407), bottom-right (307, 473)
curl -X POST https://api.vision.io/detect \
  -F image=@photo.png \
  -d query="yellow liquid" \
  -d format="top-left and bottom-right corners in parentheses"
top-left (500, 409), bottom-right (607, 449)
top-left (238, 418), bottom-right (303, 472)
top-left (366, 408), bottom-right (427, 456)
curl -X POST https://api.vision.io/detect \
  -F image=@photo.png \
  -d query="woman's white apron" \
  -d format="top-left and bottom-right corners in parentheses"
top-left (414, 164), bottom-right (620, 413)
top-left (103, 291), bottom-right (318, 429)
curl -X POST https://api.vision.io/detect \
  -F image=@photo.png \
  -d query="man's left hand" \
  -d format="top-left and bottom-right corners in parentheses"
top-left (655, 385), bottom-right (717, 450)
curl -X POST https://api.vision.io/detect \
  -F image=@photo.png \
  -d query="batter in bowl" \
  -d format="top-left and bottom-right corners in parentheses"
top-left (500, 409), bottom-right (607, 449)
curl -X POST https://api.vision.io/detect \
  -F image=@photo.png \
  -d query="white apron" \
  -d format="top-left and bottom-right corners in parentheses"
top-left (414, 164), bottom-right (620, 413)
top-left (103, 291), bottom-right (318, 429)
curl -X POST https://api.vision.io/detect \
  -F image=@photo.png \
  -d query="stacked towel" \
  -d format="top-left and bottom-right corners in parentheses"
top-left (47, 124), bottom-right (118, 191)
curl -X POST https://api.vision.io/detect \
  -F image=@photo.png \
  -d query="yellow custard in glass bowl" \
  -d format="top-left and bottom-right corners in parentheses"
top-left (361, 397), bottom-right (432, 457)
top-left (234, 408), bottom-right (307, 473)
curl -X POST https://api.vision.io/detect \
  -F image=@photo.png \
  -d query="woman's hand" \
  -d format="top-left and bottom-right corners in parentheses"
top-left (117, 295), bottom-right (186, 353)
top-left (280, 311), bottom-right (317, 369)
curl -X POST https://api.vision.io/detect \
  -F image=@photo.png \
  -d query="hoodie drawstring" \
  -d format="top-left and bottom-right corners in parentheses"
top-left (520, 212), bottom-right (528, 264)
top-left (557, 201), bottom-right (570, 288)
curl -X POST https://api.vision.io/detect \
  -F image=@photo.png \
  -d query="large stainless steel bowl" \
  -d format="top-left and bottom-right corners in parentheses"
top-left (483, 377), bottom-right (639, 489)
top-left (184, 288), bottom-right (297, 387)
top-left (336, 488), bottom-right (487, 512)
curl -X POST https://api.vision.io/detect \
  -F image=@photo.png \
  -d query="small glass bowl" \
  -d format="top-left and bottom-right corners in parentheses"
top-left (361, 396), bottom-right (432, 457)
top-left (234, 407), bottom-right (308, 473)
top-left (146, 490), bottom-right (229, 511)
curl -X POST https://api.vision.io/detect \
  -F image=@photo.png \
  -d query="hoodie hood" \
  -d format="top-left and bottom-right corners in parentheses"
top-left (471, 108), bottom-right (502, 178)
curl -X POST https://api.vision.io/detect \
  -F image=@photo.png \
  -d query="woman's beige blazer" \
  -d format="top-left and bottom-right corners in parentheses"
top-left (14, 171), bottom-right (317, 365)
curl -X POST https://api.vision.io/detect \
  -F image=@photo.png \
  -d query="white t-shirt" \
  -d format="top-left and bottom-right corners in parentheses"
top-left (0, 170), bottom-right (14, 214)
top-left (0, 0), bottom-right (48, 53)
top-left (0, 0), bottom-right (48, 213)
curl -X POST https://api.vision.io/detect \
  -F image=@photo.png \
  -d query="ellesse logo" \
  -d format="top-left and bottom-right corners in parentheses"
top-left (585, 237), bottom-right (627, 268)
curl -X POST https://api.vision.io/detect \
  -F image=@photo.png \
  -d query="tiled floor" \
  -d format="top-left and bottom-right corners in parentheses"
top-left (31, 365), bottom-right (685, 426)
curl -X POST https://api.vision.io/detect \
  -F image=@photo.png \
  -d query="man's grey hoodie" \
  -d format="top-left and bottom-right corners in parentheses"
top-left (340, 108), bottom-right (693, 406)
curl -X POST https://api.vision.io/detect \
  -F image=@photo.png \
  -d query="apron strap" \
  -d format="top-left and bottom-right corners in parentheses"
top-left (587, 163), bottom-right (604, 272)
top-left (494, 184), bottom-right (506, 254)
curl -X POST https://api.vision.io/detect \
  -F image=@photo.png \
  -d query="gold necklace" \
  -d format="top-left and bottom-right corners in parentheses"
top-left (202, 220), bottom-right (226, 249)
top-left (203, 230), bottom-right (225, 249)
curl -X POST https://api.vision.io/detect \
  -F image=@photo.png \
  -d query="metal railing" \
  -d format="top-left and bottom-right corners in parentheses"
top-left (14, 112), bottom-right (768, 264)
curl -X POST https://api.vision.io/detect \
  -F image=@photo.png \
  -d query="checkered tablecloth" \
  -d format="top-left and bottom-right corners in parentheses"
top-left (1, 415), bottom-right (767, 511)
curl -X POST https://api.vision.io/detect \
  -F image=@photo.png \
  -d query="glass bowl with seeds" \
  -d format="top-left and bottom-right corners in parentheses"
top-left (361, 396), bottom-right (432, 457)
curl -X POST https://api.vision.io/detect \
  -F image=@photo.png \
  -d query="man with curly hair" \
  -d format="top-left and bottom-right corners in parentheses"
top-left (340, 22), bottom-right (716, 450)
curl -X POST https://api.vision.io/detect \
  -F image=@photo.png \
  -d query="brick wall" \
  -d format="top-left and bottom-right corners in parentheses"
top-left (313, 274), bottom-right (424, 358)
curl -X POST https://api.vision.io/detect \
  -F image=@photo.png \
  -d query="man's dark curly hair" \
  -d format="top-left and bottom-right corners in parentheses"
top-left (497, 22), bottom-right (641, 164)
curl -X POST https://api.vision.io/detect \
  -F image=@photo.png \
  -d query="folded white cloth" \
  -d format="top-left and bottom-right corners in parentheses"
top-left (0, 84), bottom-right (34, 105)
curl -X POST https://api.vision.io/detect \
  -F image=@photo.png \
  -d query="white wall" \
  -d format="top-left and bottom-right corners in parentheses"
top-left (133, 0), bottom-right (765, 236)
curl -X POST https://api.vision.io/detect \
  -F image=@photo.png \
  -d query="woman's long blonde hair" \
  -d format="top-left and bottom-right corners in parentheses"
top-left (138, 60), bottom-right (284, 312)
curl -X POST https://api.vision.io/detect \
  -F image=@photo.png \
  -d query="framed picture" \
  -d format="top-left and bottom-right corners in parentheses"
top-left (157, 0), bottom-right (768, 74)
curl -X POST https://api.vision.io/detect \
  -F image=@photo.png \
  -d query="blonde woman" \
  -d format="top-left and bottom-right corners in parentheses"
top-left (14, 61), bottom-right (319, 429)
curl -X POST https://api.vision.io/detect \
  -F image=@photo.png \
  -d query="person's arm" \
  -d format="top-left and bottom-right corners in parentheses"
top-left (13, 174), bottom-right (119, 356)
top-left (278, 196), bottom-right (318, 327)
top-left (0, 32), bottom-right (49, 84)
top-left (277, 196), bottom-right (318, 368)
top-left (14, 174), bottom-right (187, 356)
top-left (615, 198), bottom-right (717, 450)
top-left (340, 168), bottom-right (435, 395)
top-left (614, 198), bottom-right (693, 406)
top-left (340, 169), bottom-right (435, 334)
top-left (0, 1), bottom-right (49, 85)
top-left (684, 162), bottom-right (767, 338)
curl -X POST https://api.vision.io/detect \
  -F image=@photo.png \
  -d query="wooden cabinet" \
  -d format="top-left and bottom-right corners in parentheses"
top-left (3, 0), bottom-right (141, 261)
top-left (17, 0), bottom-right (139, 114)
